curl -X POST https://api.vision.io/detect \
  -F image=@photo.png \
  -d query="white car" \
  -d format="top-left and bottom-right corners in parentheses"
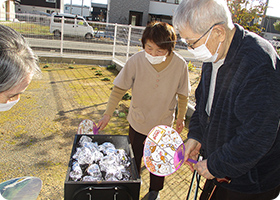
top-left (50, 13), bottom-right (94, 39)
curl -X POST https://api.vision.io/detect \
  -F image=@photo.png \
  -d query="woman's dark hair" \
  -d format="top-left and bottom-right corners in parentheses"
top-left (141, 21), bottom-right (177, 55)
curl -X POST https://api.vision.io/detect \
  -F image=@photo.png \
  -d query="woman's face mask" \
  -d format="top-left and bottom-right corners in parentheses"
top-left (145, 51), bottom-right (167, 65)
top-left (144, 40), bottom-right (169, 65)
top-left (187, 28), bottom-right (221, 63)
top-left (0, 98), bottom-right (20, 112)
top-left (0, 73), bottom-right (32, 112)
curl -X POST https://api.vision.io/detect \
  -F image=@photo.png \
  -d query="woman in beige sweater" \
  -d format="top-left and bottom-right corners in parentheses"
top-left (98, 21), bottom-right (190, 200)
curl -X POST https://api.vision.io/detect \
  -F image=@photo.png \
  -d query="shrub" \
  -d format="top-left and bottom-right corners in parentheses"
top-left (188, 61), bottom-right (195, 71)
top-left (95, 72), bottom-right (103, 76)
top-left (107, 64), bottom-right (116, 70)
top-left (101, 77), bottom-right (110, 81)
top-left (118, 112), bottom-right (126, 118)
top-left (273, 20), bottom-right (280, 32)
top-left (122, 93), bottom-right (131, 100)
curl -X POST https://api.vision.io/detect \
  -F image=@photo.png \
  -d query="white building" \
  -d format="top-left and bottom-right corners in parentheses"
top-left (0, 0), bottom-right (16, 21)
top-left (64, 4), bottom-right (91, 17)
top-left (15, 0), bottom-right (64, 15)
top-left (108, 0), bottom-right (181, 26)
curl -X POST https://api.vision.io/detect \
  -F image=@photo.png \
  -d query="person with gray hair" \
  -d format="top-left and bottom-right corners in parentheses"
top-left (173, 0), bottom-right (280, 199)
top-left (0, 25), bottom-right (42, 199)
top-left (0, 24), bottom-right (41, 111)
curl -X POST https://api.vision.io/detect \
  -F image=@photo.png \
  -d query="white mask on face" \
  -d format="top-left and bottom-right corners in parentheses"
top-left (145, 51), bottom-right (167, 65)
top-left (188, 28), bottom-right (221, 63)
top-left (0, 98), bottom-right (20, 112)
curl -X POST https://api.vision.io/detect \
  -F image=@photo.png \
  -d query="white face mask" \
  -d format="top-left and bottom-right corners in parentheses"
top-left (145, 51), bottom-right (167, 65)
top-left (0, 98), bottom-right (20, 112)
top-left (188, 28), bottom-right (221, 63)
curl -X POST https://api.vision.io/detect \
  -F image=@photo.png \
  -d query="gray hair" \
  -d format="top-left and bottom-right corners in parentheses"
top-left (173, 0), bottom-right (234, 34)
top-left (0, 24), bottom-right (41, 93)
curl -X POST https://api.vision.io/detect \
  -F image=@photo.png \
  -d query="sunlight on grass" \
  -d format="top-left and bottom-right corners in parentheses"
top-left (0, 22), bottom-right (52, 35)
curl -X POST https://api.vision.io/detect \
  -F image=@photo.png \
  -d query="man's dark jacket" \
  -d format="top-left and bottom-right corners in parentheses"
top-left (188, 24), bottom-right (280, 193)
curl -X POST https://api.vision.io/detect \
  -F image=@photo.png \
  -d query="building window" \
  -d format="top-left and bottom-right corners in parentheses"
top-left (131, 16), bottom-right (137, 26)
top-left (46, 0), bottom-right (56, 3)
top-left (94, 8), bottom-right (100, 12)
top-left (175, 0), bottom-right (179, 4)
top-left (129, 11), bottom-right (143, 26)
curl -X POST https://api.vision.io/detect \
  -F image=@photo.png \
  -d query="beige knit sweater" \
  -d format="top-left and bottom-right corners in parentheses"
top-left (104, 50), bottom-right (190, 135)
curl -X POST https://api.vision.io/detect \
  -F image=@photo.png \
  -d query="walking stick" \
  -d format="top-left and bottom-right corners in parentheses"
top-left (186, 155), bottom-right (203, 200)
top-left (186, 155), bottom-right (231, 200)
top-left (207, 177), bottom-right (231, 200)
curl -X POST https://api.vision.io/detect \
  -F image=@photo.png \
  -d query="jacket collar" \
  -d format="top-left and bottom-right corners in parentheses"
top-left (224, 24), bottom-right (245, 66)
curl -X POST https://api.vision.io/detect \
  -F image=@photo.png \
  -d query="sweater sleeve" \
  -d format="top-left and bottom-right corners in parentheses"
top-left (188, 73), bottom-right (204, 143)
top-left (104, 86), bottom-right (127, 117)
top-left (177, 94), bottom-right (188, 120)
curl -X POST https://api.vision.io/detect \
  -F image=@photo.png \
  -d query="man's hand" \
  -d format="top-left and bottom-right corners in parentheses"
top-left (98, 114), bottom-right (111, 130)
top-left (194, 159), bottom-right (215, 180)
top-left (184, 138), bottom-right (201, 171)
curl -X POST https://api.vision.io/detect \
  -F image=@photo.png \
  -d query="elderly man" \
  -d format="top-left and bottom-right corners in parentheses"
top-left (173, 0), bottom-right (280, 200)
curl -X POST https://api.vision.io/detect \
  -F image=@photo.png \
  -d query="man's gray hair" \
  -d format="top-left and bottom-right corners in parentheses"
top-left (173, 0), bottom-right (234, 34)
top-left (0, 24), bottom-right (41, 93)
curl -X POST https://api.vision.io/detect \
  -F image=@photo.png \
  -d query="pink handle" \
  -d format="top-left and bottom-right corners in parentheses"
top-left (187, 158), bottom-right (198, 164)
top-left (93, 122), bottom-right (99, 135)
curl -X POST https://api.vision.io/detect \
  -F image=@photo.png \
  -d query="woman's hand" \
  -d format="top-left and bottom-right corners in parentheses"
top-left (98, 114), bottom-right (111, 130)
top-left (176, 118), bottom-right (185, 134)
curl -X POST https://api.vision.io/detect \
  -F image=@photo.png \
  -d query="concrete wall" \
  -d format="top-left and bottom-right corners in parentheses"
top-left (149, 1), bottom-right (178, 16)
top-left (108, 0), bottom-right (150, 26)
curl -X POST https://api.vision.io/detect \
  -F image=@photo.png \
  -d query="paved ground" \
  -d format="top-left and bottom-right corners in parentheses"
top-left (0, 59), bottom-right (204, 200)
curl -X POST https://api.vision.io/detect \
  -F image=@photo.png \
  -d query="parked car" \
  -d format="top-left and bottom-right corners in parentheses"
top-left (50, 13), bottom-right (94, 39)
top-left (94, 31), bottom-right (105, 38)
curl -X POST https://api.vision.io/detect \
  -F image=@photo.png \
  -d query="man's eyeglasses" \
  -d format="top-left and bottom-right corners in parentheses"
top-left (180, 21), bottom-right (225, 50)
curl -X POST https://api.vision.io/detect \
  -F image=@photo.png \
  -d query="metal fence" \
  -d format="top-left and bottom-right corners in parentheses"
top-left (1, 12), bottom-right (279, 67)
top-left (0, 12), bottom-right (194, 67)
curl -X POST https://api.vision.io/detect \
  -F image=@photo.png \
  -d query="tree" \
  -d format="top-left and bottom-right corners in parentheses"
top-left (273, 20), bottom-right (280, 32)
top-left (227, 0), bottom-right (267, 34)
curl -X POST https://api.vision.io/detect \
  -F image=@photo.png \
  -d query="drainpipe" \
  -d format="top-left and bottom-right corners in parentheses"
top-left (262, 0), bottom-right (269, 32)
top-left (106, 0), bottom-right (110, 24)
top-left (81, 0), bottom-right (84, 16)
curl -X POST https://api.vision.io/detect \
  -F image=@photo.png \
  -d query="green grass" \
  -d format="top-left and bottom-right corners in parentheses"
top-left (0, 22), bottom-right (52, 35)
